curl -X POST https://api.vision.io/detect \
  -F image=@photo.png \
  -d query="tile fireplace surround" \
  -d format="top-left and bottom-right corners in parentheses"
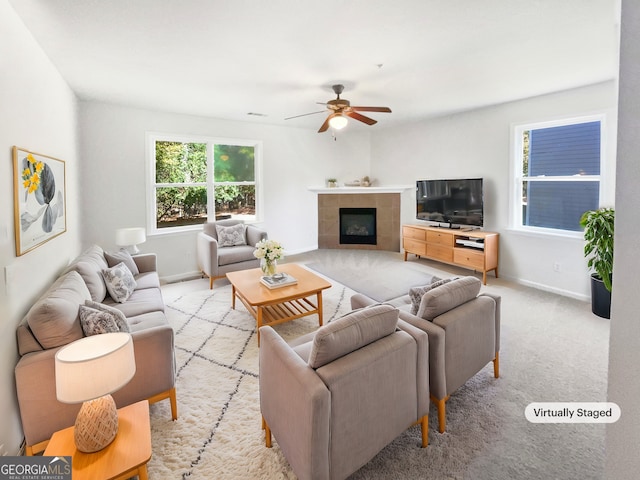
top-left (309, 186), bottom-right (410, 251)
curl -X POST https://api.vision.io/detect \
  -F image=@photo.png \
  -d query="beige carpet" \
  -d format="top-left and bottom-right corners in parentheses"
top-left (149, 250), bottom-right (610, 479)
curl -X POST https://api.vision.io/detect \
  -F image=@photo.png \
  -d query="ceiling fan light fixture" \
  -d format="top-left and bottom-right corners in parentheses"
top-left (329, 114), bottom-right (348, 130)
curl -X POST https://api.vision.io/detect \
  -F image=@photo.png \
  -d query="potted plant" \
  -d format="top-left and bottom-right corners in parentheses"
top-left (579, 207), bottom-right (615, 318)
top-left (326, 178), bottom-right (338, 188)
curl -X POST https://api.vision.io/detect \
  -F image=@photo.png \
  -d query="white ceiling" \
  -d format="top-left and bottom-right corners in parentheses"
top-left (9, 0), bottom-right (620, 132)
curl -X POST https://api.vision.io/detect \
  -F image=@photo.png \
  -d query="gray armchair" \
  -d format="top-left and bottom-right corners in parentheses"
top-left (352, 276), bottom-right (500, 433)
top-left (259, 304), bottom-right (430, 480)
top-left (196, 219), bottom-right (267, 289)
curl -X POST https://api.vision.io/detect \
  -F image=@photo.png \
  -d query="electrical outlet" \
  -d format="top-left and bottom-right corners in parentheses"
top-left (553, 262), bottom-right (561, 272)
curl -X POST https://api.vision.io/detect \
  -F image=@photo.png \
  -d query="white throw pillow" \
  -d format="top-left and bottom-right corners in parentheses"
top-left (102, 262), bottom-right (137, 303)
top-left (85, 300), bottom-right (130, 333)
top-left (79, 305), bottom-right (120, 336)
top-left (216, 223), bottom-right (247, 247)
top-left (408, 278), bottom-right (451, 315)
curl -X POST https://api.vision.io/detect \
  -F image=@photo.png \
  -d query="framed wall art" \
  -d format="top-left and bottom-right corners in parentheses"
top-left (12, 146), bottom-right (67, 256)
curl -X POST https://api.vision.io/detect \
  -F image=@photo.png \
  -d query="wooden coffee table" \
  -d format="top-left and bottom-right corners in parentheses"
top-left (226, 263), bottom-right (331, 345)
top-left (44, 400), bottom-right (151, 480)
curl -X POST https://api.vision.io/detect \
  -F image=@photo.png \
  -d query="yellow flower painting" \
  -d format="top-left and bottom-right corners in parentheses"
top-left (13, 147), bottom-right (66, 256)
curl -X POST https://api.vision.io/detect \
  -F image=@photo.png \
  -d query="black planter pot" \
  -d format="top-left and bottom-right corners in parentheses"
top-left (591, 274), bottom-right (611, 319)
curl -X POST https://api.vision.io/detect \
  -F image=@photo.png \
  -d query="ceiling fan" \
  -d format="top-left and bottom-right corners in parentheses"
top-left (285, 84), bottom-right (392, 133)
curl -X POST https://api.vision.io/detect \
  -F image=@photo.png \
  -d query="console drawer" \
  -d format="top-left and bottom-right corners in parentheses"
top-left (403, 226), bottom-right (427, 241)
top-left (427, 244), bottom-right (453, 262)
top-left (426, 231), bottom-right (454, 247)
top-left (454, 248), bottom-right (485, 270)
top-left (404, 238), bottom-right (427, 256)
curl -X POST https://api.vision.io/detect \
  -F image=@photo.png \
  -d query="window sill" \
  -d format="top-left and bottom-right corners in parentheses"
top-left (506, 227), bottom-right (584, 241)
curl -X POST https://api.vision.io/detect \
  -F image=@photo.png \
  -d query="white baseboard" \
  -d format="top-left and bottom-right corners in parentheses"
top-left (161, 271), bottom-right (203, 284)
top-left (501, 274), bottom-right (590, 302)
top-left (284, 245), bottom-right (318, 256)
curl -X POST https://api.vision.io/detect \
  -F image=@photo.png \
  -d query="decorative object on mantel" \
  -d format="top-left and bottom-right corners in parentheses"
top-left (307, 185), bottom-right (412, 194)
top-left (326, 178), bottom-right (338, 188)
top-left (12, 146), bottom-right (67, 256)
top-left (253, 239), bottom-right (284, 277)
top-left (344, 176), bottom-right (374, 187)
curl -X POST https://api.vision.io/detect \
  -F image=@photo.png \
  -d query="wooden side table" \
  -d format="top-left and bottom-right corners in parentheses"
top-left (44, 400), bottom-right (152, 480)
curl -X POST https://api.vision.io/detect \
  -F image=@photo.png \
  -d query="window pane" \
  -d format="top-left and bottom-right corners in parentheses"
top-left (156, 141), bottom-right (207, 183)
top-left (214, 185), bottom-right (255, 220)
top-left (214, 144), bottom-right (255, 182)
top-left (523, 181), bottom-right (599, 231)
top-left (156, 186), bottom-right (207, 229)
top-left (528, 122), bottom-right (600, 177)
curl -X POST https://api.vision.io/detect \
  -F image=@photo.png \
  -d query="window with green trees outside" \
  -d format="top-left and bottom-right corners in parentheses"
top-left (150, 135), bottom-right (259, 231)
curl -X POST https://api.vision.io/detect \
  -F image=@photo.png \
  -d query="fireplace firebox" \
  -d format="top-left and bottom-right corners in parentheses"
top-left (339, 208), bottom-right (377, 245)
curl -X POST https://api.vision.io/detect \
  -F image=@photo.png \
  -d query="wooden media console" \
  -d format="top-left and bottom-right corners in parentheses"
top-left (402, 224), bottom-right (499, 284)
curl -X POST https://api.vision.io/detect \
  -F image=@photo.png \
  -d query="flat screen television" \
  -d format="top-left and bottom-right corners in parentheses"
top-left (416, 178), bottom-right (484, 228)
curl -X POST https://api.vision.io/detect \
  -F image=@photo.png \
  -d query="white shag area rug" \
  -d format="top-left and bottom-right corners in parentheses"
top-left (147, 280), bottom-right (356, 479)
top-left (148, 268), bottom-right (608, 480)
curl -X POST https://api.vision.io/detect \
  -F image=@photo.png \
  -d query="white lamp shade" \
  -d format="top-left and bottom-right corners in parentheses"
top-left (55, 333), bottom-right (136, 404)
top-left (329, 114), bottom-right (348, 130)
top-left (115, 227), bottom-right (146, 248)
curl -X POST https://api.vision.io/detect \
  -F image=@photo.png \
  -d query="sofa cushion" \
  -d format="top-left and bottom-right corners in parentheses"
top-left (85, 300), bottom-right (130, 333)
top-left (103, 262), bottom-right (137, 303)
top-left (126, 311), bottom-right (170, 332)
top-left (103, 287), bottom-right (165, 317)
top-left (25, 271), bottom-right (89, 349)
top-left (408, 278), bottom-right (451, 315)
top-left (133, 271), bottom-right (161, 290)
top-left (417, 276), bottom-right (482, 321)
top-left (216, 223), bottom-right (247, 247)
top-left (79, 305), bottom-right (120, 336)
top-left (217, 245), bottom-right (255, 266)
top-left (308, 304), bottom-right (399, 369)
top-left (105, 249), bottom-right (140, 275)
top-left (63, 245), bottom-right (110, 302)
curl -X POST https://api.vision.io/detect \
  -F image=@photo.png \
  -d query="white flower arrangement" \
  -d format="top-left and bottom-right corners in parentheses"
top-left (253, 239), bottom-right (284, 263)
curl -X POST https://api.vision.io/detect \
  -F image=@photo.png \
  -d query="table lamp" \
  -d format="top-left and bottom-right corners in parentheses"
top-left (115, 227), bottom-right (146, 254)
top-left (55, 332), bottom-right (136, 453)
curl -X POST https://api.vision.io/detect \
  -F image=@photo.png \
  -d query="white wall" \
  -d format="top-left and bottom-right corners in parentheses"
top-left (79, 102), bottom-right (370, 280)
top-left (370, 82), bottom-right (618, 299)
top-left (605, 0), bottom-right (640, 477)
top-left (0, 0), bottom-right (81, 454)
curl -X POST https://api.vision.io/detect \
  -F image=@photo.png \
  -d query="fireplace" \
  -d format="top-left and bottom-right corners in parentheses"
top-left (340, 208), bottom-right (377, 245)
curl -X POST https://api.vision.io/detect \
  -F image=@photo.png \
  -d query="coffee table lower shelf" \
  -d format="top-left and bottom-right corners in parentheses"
top-left (234, 290), bottom-right (324, 345)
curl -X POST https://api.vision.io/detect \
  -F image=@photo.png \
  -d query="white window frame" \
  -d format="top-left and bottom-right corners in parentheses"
top-left (509, 114), bottom-right (606, 238)
top-left (145, 132), bottom-right (263, 236)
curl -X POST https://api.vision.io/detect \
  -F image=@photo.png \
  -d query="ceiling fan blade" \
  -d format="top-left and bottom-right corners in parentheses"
top-left (345, 111), bottom-right (377, 125)
top-left (318, 113), bottom-right (336, 133)
top-left (285, 110), bottom-right (326, 120)
top-left (350, 106), bottom-right (392, 113)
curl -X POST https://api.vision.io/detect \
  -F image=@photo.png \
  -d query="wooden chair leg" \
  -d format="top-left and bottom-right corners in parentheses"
top-left (264, 419), bottom-right (272, 448)
top-left (431, 395), bottom-right (448, 433)
top-left (169, 387), bottom-right (178, 420)
top-left (420, 415), bottom-right (429, 447)
top-left (209, 275), bottom-right (214, 289)
top-left (493, 351), bottom-right (500, 378)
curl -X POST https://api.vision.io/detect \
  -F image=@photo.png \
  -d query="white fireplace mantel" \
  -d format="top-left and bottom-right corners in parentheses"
top-left (308, 185), bottom-right (412, 194)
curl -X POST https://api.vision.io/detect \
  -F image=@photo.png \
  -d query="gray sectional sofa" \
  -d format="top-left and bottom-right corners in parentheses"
top-left (15, 245), bottom-right (177, 455)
